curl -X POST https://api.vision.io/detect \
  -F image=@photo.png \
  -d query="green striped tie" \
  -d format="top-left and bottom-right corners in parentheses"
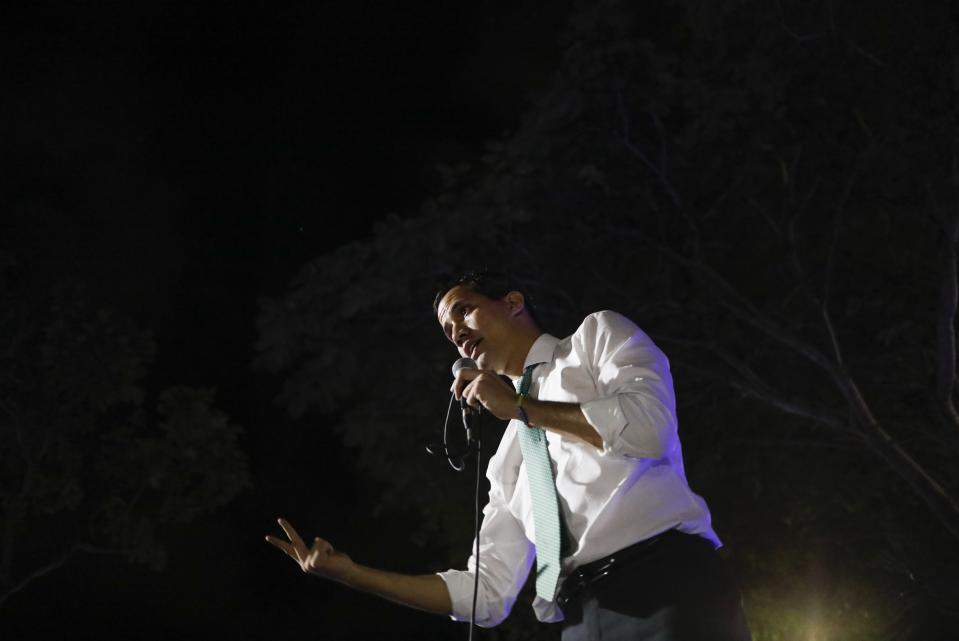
top-left (515, 363), bottom-right (566, 602)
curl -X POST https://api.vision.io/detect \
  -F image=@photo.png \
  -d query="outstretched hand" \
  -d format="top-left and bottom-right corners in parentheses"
top-left (265, 518), bottom-right (355, 583)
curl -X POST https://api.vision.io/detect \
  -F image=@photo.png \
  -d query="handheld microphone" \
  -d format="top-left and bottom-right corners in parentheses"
top-left (452, 357), bottom-right (477, 374)
top-left (451, 357), bottom-right (478, 441)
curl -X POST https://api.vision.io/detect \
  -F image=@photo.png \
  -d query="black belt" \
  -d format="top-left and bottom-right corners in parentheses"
top-left (556, 529), bottom-right (707, 609)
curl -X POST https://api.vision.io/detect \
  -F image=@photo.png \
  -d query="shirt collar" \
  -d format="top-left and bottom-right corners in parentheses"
top-left (524, 332), bottom-right (560, 370)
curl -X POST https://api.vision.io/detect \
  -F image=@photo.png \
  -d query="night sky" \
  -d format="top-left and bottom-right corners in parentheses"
top-left (2, 2), bottom-right (570, 639)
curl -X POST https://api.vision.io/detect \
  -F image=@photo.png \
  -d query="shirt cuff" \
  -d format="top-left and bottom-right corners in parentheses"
top-left (579, 395), bottom-right (626, 456)
top-left (436, 570), bottom-right (476, 623)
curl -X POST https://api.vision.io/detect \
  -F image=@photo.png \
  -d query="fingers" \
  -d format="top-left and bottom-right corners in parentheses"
top-left (454, 370), bottom-right (514, 413)
top-left (265, 518), bottom-right (310, 567)
top-left (303, 537), bottom-right (337, 574)
top-left (450, 368), bottom-right (480, 399)
top-left (265, 535), bottom-right (300, 563)
top-left (265, 520), bottom-right (337, 567)
top-left (311, 536), bottom-right (333, 556)
top-left (462, 380), bottom-right (482, 409)
top-left (277, 517), bottom-right (307, 553)
top-left (461, 372), bottom-right (519, 420)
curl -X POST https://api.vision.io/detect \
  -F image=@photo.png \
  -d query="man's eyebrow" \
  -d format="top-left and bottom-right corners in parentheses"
top-left (439, 300), bottom-right (465, 336)
top-left (438, 299), bottom-right (458, 325)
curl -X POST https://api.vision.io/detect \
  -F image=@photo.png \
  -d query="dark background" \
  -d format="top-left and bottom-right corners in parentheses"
top-left (3, 1), bottom-right (959, 640)
top-left (2, 2), bottom-right (568, 639)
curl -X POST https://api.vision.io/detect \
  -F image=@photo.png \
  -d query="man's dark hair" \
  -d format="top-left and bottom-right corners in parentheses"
top-left (433, 270), bottom-right (542, 328)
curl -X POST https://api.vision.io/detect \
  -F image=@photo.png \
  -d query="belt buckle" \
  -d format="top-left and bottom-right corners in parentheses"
top-left (557, 557), bottom-right (617, 608)
top-left (556, 568), bottom-right (586, 608)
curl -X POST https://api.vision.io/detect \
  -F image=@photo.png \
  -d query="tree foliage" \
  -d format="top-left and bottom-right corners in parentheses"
top-left (257, 0), bottom-right (959, 637)
top-left (0, 256), bottom-right (250, 607)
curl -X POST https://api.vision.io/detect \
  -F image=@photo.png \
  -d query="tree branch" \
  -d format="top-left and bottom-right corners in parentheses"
top-left (660, 335), bottom-right (850, 433)
top-left (614, 89), bottom-right (685, 214)
top-left (935, 204), bottom-right (959, 431)
top-left (937, 50), bottom-right (959, 432)
top-left (844, 377), bottom-right (959, 539)
top-left (666, 335), bottom-right (959, 539)
top-left (646, 231), bottom-right (959, 539)
top-left (0, 543), bottom-right (125, 608)
top-left (644, 235), bottom-right (844, 383)
top-left (784, 165), bottom-right (855, 369)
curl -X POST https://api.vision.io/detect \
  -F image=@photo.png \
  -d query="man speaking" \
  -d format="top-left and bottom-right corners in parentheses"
top-left (266, 271), bottom-right (751, 640)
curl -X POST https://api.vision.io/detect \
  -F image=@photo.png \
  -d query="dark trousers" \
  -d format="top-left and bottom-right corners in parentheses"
top-left (560, 532), bottom-right (752, 641)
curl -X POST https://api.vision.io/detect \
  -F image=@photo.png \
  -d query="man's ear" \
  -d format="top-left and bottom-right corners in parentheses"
top-left (504, 291), bottom-right (526, 317)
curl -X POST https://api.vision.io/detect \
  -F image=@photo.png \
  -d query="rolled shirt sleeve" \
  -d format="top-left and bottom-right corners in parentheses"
top-left (437, 470), bottom-right (535, 627)
top-left (576, 311), bottom-right (679, 459)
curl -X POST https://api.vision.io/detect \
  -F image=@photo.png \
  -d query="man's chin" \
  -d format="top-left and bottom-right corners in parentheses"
top-left (475, 355), bottom-right (502, 375)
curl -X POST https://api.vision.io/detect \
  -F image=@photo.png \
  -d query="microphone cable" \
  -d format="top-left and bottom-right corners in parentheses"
top-left (469, 414), bottom-right (482, 641)
top-left (436, 393), bottom-right (466, 471)
top-left (431, 392), bottom-right (484, 640)
top-left (428, 365), bottom-right (484, 640)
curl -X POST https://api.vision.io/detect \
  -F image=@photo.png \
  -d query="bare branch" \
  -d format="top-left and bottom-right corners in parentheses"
top-left (938, 51), bottom-right (959, 432)
top-left (776, 0), bottom-right (824, 42)
top-left (784, 165), bottom-right (855, 369)
top-left (658, 334), bottom-right (850, 432)
top-left (649, 110), bottom-right (670, 180)
top-left (614, 89), bottom-right (685, 214)
top-left (846, 379), bottom-right (959, 539)
top-left (821, 198), bottom-right (842, 321)
top-left (773, 284), bottom-right (804, 316)
top-left (0, 400), bottom-right (30, 465)
top-left (0, 543), bottom-right (125, 608)
top-left (666, 334), bottom-right (959, 538)
top-left (935, 208), bottom-right (959, 430)
top-left (643, 234), bottom-right (843, 381)
top-left (728, 379), bottom-right (849, 432)
top-left (644, 229), bottom-right (959, 538)
top-left (849, 40), bottom-right (889, 68)
top-left (671, 354), bottom-right (849, 433)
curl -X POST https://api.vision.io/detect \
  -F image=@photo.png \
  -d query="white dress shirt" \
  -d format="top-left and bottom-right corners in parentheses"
top-left (437, 310), bottom-right (720, 626)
